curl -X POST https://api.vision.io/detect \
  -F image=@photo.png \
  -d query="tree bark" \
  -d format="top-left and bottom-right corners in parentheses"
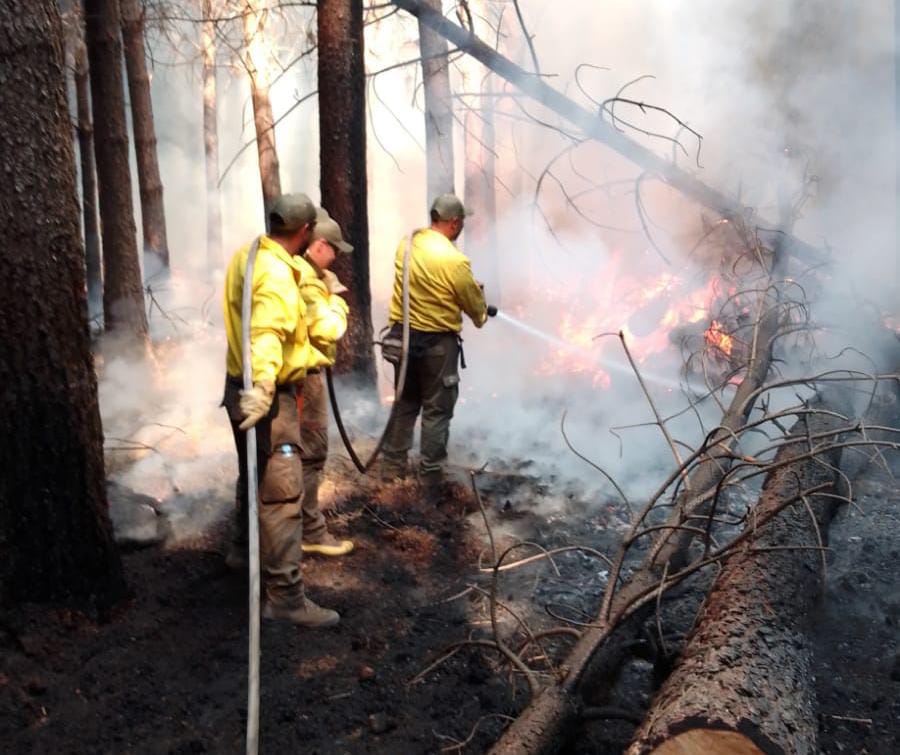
top-left (73, 34), bottom-right (103, 320)
top-left (120, 0), bottom-right (169, 274)
top-left (418, 0), bottom-right (455, 200)
top-left (242, 0), bottom-right (281, 218)
top-left (84, 0), bottom-right (148, 339)
top-left (628, 393), bottom-right (852, 755)
top-left (318, 0), bottom-right (376, 381)
top-left (0, 0), bottom-right (127, 607)
top-left (390, 0), bottom-right (825, 267)
top-left (202, 0), bottom-right (222, 271)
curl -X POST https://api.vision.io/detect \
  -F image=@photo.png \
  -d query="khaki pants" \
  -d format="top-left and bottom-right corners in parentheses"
top-left (381, 333), bottom-right (460, 480)
top-left (224, 380), bottom-right (305, 609)
top-left (298, 371), bottom-right (328, 543)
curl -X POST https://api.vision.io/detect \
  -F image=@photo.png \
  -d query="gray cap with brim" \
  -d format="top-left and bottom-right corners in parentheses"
top-left (311, 210), bottom-right (353, 254)
top-left (269, 193), bottom-right (317, 231)
top-left (430, 193), bottom-right (473, 220)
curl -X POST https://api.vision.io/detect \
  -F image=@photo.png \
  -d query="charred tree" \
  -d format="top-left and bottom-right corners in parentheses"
top-left (84, 0), bottom-right (148, 339)
top-left (201, 0), bottom-right (222, 270)
top-left (73, 33), bottom-right (103, 319)
top-left (628, 393), bottom-right (852, 755)
top-left (242, 0), bottom-right (281, 218)
top-left (121, 0), bottom-right (169, 273)
top-left (418, 0), bottom-right (455, 199)
top-left (318, 0), bottom-right (376, 381)
top-left (0, 0), bottom-right (126, 607)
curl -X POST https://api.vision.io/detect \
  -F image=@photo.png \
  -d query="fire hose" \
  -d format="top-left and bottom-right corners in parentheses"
top-left (240, 237), bottom-right (262, 755)
top-left (325, 234), bottom-right (497, 474)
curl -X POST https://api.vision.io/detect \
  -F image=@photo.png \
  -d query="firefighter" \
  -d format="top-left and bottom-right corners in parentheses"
top-left (296, 210), bottom-right (355, 557)
top-left (380, 194), bottom-right (488, 502)
top-left (222, 193), bottom-right (339, 628)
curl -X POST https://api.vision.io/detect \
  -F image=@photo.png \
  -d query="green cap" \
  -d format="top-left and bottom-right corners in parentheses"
top-left (430, 193), bottom-right (473, 220)
top-left (312, 208), bottom-right (353, 253)
top-left (269, 193), bottom-right (316, 231)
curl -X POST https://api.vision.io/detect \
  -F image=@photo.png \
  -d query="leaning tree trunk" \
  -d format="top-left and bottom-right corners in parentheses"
top-left (120, 0), bottom-right (169, 274)
top-left (628, 392), bottom-right (852, 755)
top-left (418, 0), bottom-right (455, 200)
top-left (73, 34), bottom-right (103, 320)
top-left (84, 0), bottom-right (148, 339)
top-left (201, 0), bottom-right (222, 271)
top-left (318, 0), bottom-right (376, 381)
top-left (0, 0), bottom-right (127, 607)
top-left (242, 0), bottom-right (281, 219)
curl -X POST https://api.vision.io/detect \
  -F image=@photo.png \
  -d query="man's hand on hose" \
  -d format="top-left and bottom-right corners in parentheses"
top-left (239, 380), bottom-right (275, 431)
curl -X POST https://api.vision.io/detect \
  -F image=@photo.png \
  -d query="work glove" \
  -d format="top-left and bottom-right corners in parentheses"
top-left (238, 380), bottom-right (275, 431)
top-left (322, 269), bottom-right (348, 295)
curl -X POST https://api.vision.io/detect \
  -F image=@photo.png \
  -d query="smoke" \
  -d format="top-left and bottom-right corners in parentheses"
top-left (96, 1), bottom-right (897, 535)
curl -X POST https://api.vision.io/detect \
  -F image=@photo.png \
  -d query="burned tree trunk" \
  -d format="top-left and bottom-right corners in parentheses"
top-left (628, 393), bottom-right (852, 755)
top-left (317, 0), bottom-right (375, 381)
top-left (73, 34), bottom-right (103, 319)
top-left (418, 0), bottom-right (455, 199)
top-left (84, 0), bottom-right (148, 339)
top-left (242, 0), bottom-right (281, 218)
top-left (201, 0), bottom-right (222, 271)
top-left (120, 0), bottom-right (169, 273)
top-left (0, 0), bottom-right (127, 607)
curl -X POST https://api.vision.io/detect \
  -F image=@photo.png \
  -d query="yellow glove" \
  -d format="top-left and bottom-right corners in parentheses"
top-left (322, 269), bottom-right (348, 295)
top-left (238, 380), bottom-right (275, 431)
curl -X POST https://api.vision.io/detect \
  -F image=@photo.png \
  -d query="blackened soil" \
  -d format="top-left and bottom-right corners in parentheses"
top-left (0, 477), bottom-right (524, 754)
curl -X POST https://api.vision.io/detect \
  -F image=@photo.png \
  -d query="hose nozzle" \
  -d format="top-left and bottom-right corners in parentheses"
top-left (487, 305), bottom-right (498, 317)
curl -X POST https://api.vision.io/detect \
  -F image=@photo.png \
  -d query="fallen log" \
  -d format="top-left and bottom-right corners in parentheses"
top-left (391, 0), bottom-right (825, 266)
top-left (627, 390), bottom-right (853, 755)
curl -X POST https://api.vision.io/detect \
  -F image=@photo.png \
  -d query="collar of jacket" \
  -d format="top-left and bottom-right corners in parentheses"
top-left (260, 234), bottom-right (305, 274)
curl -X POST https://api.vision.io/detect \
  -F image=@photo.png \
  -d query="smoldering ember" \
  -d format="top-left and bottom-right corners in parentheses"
top-left (1, 1), bottom-right (899, 754)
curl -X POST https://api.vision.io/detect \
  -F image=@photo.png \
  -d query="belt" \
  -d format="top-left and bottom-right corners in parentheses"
top-left (307, 368), bottom-right (321, 375)
top-left (226, 375), bottom-right (303, 392)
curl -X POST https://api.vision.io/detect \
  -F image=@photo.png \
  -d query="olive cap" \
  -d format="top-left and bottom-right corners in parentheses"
top-left (312, 208), bottom-right (353, 253)
top-left (269, 193), bottom-right (316, 231)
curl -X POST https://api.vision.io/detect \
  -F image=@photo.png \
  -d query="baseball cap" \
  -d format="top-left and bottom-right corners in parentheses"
top-left (268, 193), bottom-right (316, 231)
top-left (430, 193), bottom-right (473, 220)
top-left (312, 208), bottom-right (353, 253)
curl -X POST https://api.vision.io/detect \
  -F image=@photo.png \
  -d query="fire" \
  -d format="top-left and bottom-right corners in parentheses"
top-left (703, 319), bottom-right (733, 357)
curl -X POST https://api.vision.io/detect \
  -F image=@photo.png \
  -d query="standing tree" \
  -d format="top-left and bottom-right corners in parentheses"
top-left (0, 0), bottom-right (126, 607)
top-left (242, 0), bottom-right (282, 217)
top-left (418, 0), bottom-right (455, 200)
top-left (121, 0), bottom-right (170, 274)
top-left (84, 0), bottom-right (148, 338)
top-left (71, 14), bottom-right (103, 318)
top-left (318, 0), bottom-right (375, 380)
top-left (202, 0), bottom-right (223, 270)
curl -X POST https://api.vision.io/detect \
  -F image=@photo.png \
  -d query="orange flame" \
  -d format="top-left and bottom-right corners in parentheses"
top-left (704, 319), bottom-right (733, 357)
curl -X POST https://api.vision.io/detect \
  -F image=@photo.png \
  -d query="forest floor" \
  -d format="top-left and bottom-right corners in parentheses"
top-left (1, 448), bottom-right (898, 753)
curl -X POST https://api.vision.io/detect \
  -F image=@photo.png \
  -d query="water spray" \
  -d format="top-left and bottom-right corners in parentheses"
top-left (490, 307), bottom-right (688, 392)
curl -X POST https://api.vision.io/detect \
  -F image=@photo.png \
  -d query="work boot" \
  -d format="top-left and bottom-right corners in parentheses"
top-left (224, 542), bottom-right (248, 571)
top-left (301, 531), bottom-right (355, 557)
top-left (379, 455), bottom-right (408, 483)
top-left (420, 472), bottom-right (447, 507)
top-left (261, 598), bottom-right (340, 628)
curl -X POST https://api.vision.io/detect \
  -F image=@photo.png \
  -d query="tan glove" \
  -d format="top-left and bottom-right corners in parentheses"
top-left (238, 380), bottom-right (275, 431)
top-left (322, 269), bottom-right (348, 295)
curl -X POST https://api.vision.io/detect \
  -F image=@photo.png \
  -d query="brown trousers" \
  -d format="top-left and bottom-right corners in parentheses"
top-left (381, 333), bottom-right (460, 479)
top-left (224, 380), bottom-right (305, 609)
top-left (298, 371), bottom-right (329, 542)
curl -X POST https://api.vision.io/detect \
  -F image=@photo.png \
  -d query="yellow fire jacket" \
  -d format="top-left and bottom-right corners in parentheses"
top-left (223, 235), bottom-right (312, 385)
top-left (388, 228), bottom-right (487, 333)
top-left (297, 255), bottom-right (349, 368)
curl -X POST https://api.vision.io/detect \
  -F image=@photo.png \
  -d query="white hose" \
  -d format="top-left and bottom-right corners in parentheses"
top-left (240, 236), bottom-right (262, 755)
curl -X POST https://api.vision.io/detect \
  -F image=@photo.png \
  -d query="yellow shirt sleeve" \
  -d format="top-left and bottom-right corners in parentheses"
top-left (448, 258), bottom-right (488, 328)
top-left (302, 276), bottom-right (349, 365)
top-left (250, 262), bottom-right (298, 384)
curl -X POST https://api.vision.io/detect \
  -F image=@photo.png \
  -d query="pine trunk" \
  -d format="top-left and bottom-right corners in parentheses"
top-left (0, 0), bottom-right (127, 607)
top-left (628, 394), bottom-right (851, 755)
top-left (120, 0), bottom-right (169, 274)
top-left (418, 0), bottom-right (455, 200)
top-left (73, 35), bottom-right (103, 320)
top-left (201, 1), bottom-right (222, 271)
top-left (242, 1), bottom-right (281, 217)
top-left (317, 0), bottom-right (375, 381)
top-left (84, 0), bottom-right (148, 338)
